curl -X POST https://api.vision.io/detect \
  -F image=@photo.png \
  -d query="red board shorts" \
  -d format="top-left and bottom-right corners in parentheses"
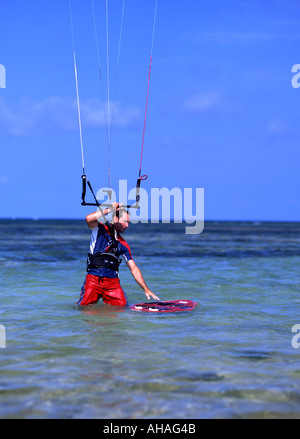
top-left (78, 274), bottom-right (128, 307)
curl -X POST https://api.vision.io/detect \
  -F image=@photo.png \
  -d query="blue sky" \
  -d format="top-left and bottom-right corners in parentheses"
top-left (0, 0), bottom-right (300, 221)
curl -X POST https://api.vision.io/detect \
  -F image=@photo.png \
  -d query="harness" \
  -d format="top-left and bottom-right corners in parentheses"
top-left (87, 224), bottom-right (122, 273)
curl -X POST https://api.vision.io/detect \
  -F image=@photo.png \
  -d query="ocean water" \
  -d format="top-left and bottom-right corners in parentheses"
top-left (0, 219), bottom-right (300, 419)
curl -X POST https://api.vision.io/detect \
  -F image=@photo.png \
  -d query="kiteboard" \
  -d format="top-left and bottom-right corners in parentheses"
top-left (130, 300), bottom-right (198, 313)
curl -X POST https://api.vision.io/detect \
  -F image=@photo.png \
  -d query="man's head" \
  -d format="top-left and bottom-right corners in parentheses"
top-left (112, 208), bottom-right (130, 234)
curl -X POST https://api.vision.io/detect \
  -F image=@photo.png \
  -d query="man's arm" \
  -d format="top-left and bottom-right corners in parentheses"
top-left (85, 202), bottom-right (121, 229)
top-left (126, 259), bottom-right (160, 301)
top-left (85, 208), bottom-right (110, 229)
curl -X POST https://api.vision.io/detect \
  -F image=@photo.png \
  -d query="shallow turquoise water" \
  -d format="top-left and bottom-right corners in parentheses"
top-left (0, 219), bottom-right (300, 419)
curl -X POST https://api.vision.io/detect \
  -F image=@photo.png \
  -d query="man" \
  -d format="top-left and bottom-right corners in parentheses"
top-left (78, 202), bottom-right (160, 307)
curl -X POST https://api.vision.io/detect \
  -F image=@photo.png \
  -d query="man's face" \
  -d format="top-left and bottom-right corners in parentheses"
top-left (114, 213), bottom-right (130, 234)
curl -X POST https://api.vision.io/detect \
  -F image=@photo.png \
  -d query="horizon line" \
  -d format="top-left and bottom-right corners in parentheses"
top-left (0, 217), bottom-right (299, 224)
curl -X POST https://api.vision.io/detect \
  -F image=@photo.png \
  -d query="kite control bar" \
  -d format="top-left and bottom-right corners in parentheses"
top-left (81, 174), bottom-right (148, 209)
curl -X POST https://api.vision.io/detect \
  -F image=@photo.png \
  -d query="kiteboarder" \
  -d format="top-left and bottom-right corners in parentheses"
top-left (77, 202), bottom-right (160, 307)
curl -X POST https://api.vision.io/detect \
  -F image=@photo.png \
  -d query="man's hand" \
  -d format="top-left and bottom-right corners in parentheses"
top-left (144, 288), bottom-right (160, 301)
top-left (108, 202), bottom-right (123, 216)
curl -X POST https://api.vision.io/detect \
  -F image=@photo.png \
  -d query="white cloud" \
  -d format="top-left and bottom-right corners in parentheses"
top-left (81, 99), bottom-right (140, 128)
top-left (0, 175), bottom-right (8, 185)
top-left (184, 90), bottom-right (243, 116)
top-left (204, 31), bottom-right (278, 44)
top-left (0, 96), bottom-right (140, 137)
top-left (267, 119), bottom-right (290, 137)
top-left (184, 91), bottom-right (221, 113)
top-left (0, 96), bottom-right (38, 136)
